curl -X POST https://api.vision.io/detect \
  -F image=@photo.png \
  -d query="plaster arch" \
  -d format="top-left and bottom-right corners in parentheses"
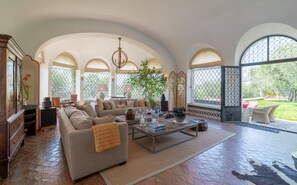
top-left (14, 18), bottom-right (175, 72)
top-left (235, 22), bottom-right (297, 66)
top-left (84, 58), bottom-right (111, 72)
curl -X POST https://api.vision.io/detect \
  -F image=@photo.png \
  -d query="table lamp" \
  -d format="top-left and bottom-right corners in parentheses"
top-left (97, 84), bottom-right (108, 100)
top-left (124, 84), bottom-right (133, 99)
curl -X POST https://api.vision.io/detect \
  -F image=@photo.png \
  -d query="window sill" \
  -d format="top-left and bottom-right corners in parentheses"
top-left (188, 102), bottom-right (221, 110)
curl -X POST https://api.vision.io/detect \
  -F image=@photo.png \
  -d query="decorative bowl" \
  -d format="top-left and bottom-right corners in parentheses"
top-left (173, 112), bottom-right (187, 123)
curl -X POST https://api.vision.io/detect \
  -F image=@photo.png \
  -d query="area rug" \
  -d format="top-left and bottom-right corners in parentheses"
top-left (232, 159), bottom-right (297, 185)
top-left (101, 127), bottom-right (235, 185)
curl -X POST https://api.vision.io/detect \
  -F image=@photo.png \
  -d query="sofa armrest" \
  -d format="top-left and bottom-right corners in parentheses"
top-left (66, 122), bottom-right (128, 180)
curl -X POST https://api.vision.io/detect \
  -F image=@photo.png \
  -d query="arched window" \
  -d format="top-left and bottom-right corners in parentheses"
top-left (190, 49), bottom-right (223, 105)
top-left (147, 58), bottom-right (162, 71)
top-left (241, 35), bottom-right (297, 101)
top-left (241, 35), bottom-right (297, 66)
top-left (51, 52), bottom-right (77, 100)
top-left (115, 61), bottom-right (140, 97)
top-left (83, 59), bottom-right (110, 99)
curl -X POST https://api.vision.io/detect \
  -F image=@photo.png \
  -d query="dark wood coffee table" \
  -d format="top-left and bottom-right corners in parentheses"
top-left (131, 119), bottom-right (198, 153)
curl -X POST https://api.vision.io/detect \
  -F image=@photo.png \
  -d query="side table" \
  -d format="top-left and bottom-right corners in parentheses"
top-left (40, 107), bottom-right (57, 130)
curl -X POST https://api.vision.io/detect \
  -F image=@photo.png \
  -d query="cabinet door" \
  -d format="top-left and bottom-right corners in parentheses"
top-left (7, 57), bottom-right (15, 118)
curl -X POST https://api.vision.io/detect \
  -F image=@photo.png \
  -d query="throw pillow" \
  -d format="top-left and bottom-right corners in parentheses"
top-left (96, 98), bottom-right (104, 111)
top-left (138, 99), bottom-right (146, 107)
top-left (90, 115), bottom-right (115, 125)
top-left (127, 100), bottom-right (134, 107)
top-left (103, 100), bottom-right (112, 110)
top-left (134, 99), bottom-right (139, 107)
top-left (120, 99), bottom-right (127, 105)
top-left (77, 104), bottom-right (97, 117)
top-left (110, 100), bottom-right (117, 109)
top-left (69, 111), bottom-right (93, 130)
top-left (116, 103), bottom-right (126, 108)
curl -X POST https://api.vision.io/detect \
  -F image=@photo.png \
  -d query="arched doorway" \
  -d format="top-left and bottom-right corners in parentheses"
top-left (241, 35), bottom-right (297, 130)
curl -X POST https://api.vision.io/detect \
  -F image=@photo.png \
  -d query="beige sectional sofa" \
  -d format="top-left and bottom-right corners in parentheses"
top-left (95, 98), bottom-right (148, 117)
top-left (58, 109), bottom-right (128, 181)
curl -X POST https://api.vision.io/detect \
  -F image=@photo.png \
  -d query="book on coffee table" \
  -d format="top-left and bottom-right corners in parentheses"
top-left (148, 123), bottom-right (165, 129)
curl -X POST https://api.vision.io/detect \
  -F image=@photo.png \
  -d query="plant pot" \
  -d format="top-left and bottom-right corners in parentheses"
top-left (173, 112), bottom-right (186, 123)
top-left (125, 109), bottom-right (135, 120)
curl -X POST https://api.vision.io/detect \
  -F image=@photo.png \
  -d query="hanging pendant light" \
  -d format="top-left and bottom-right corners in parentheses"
top-left (112, 37), bottom-right (128, 69)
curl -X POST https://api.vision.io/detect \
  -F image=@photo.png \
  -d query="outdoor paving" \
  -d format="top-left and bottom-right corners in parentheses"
top-left (1, 118), bottom-right (297, 185)
top-left (249, 118), bottom-right (297, 133)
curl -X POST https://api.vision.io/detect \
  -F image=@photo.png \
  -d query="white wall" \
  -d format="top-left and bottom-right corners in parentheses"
top-left (13, 19), bottom-right (176, 102)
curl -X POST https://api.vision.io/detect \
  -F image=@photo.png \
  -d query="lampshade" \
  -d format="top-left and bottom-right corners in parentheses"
top-left (97, 84), bottom-right (108, 91)
top-left (123, 84), bottom-right (133, 92)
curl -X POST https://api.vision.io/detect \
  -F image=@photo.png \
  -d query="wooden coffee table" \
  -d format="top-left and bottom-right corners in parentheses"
top-left (131, 119), bottom-right (198, 153)
top-left (116, 115), bottom-right (140, 135)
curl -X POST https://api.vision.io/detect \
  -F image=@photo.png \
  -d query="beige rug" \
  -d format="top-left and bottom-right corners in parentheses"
top-left (101, 127), bottom-right (235, 185)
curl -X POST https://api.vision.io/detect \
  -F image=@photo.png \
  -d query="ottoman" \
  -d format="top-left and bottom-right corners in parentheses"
top-left (189, 118), bottom-right (208, 131)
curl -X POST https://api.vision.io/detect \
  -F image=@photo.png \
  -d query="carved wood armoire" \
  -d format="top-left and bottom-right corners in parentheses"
top-left (0, 34), bottom-right (25, 178)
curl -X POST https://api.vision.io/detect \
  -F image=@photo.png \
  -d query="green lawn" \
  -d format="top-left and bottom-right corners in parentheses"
top-left (256, 100), bottom-right (297, 121)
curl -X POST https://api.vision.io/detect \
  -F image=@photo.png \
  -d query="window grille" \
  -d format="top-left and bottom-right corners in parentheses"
top-left (116, 73), bottom-right (141, 98)
top-left (191, 67), bottom-right (221, 105)
top-left (83, 72), bottom-right (110, 99)
top-left (51, 65), bottom-right (76, 100)
top-left (241, 35), bottom-right (297, 65)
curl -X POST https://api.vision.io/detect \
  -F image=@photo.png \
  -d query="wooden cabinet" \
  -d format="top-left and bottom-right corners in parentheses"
top-left (0, 34), bottom-right (25, 179)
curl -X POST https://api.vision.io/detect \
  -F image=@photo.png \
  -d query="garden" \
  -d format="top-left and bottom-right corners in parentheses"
top-left (243, 61), bottom-right (297, 121)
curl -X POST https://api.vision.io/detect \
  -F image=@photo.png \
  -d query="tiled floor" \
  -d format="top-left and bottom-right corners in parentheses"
top-left (1, 119), bottom-right (297, 185)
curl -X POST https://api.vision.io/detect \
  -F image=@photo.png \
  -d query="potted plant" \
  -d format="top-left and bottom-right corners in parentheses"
top-left (173, 107), bottom-right (187, 123)
top-left (127, 61), bottom-right (166, 107)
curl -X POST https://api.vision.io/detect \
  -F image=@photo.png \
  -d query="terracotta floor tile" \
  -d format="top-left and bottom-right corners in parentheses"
top-left (1, 118), bottom-right (297, 185)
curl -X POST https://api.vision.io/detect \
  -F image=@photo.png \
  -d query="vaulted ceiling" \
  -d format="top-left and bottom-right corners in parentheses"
top-left (1, 0), bottom-right (297, 71)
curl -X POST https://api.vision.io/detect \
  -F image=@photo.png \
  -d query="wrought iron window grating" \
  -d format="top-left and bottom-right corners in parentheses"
top-left (224, 68), bottom-right (240, 107)
top-left (115, 73), bottom-right (141, 98)
top-left (51, 65), bottom-right (76, 100)
top-left (241, 35), bottom-right (297, 65)
top-left (83, 72), bottom-right (110, 99)
top-left (191, 67), bottom-right (221, 105)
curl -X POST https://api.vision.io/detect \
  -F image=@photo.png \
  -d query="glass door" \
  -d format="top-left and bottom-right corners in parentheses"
top-left (7, 56), bottom-right (15, 117)
top-left (16, 58), bottom-right (22, 111)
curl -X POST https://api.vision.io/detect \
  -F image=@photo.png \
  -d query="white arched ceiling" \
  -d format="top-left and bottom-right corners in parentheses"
top-left (1, 0), bottom-right (297, 71)
top-left (235, 23), bottom-right (297, 65)
top-left (15, 19), bottom-right (175, 73)
top-left (36, 33), bottom-right (170, 73)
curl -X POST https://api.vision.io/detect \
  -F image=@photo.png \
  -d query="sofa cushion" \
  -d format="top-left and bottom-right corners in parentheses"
top-left (133, 99), bottom-right (139, 107)
top-left (69, 111), bottom-right (93, 130)
top-left (103, 100), bottom-right (112, 110)
top-left (96, 98), bottom-right (104, 111)
top-left (127, 100), bottom-right (134, 107)
top-left (81, 110), bottom-right (90, 118)
top-left (90, 115), bottom-right (115, 125)
top-left (120, 99), bottom-right (127, 105)
top-left (64, 107), bottom-right (78, 118)
top-left (138, 99), bottom-right (146, 107)
top-left (116, 103), bottom-right (126, 108)
top-left (112, 99), bottom-right (120, 106)
top-left (77, 104), bottom-right (97, 117)
top-left (98, 108), bottom-right (126, 117)
top-left (110, 100), bottom-right (117, 109)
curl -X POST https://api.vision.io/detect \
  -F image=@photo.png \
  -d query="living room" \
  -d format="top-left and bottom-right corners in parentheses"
top-left (1, 1), bottom-right (297, 185)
